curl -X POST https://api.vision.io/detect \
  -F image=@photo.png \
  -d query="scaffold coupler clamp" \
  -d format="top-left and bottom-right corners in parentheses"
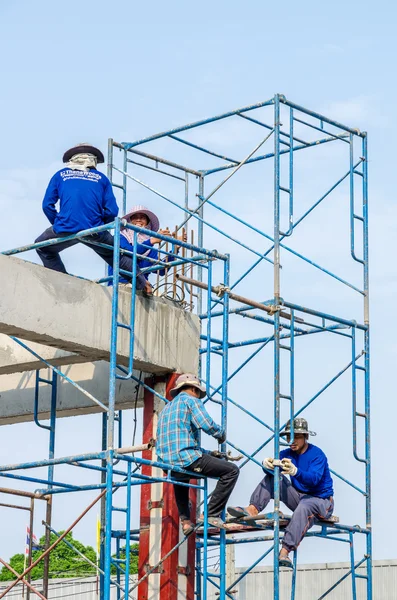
top-left (214, 283), bottom-right (230, 298)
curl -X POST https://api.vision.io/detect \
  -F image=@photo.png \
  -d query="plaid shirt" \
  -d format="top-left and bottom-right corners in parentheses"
top-left (156, 391), bottom-right (224, 468)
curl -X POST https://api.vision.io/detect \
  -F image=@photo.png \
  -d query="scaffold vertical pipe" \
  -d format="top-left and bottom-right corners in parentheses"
top-left (219, 256), bottom-right (230, 600)
top-left (42, 372), bottom-right (57, 598)
top-left (197, 175), bottom-right (204, 314)
top-left (122, 149), bottom-right (128, 215)
top-left (273, 93), bottom-right (282, 597)
top-left (103, 218), bottom-right (121, 600)
top-left (363, 133), bottom-right (372, 600)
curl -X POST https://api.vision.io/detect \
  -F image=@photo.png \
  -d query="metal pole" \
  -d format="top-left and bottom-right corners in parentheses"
top-left (197, 175), bottom-right (204, 315)
top-left (362, 133), bottom-right (372, 600)
top-left (273, 93), bottom-right (281, 600)
top-left (103, 219), bottom-right (121, 600)
top-left (107, 139), bottom-right (113, 181)
top-left (43, 372), bottom-right (57, 598)
top-left (26, 498), bottom-right (34, 600)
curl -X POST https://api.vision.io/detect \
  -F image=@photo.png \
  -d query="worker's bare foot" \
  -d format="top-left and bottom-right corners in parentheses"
top-left (246, 504), bottom-right (259, 517)
top-left (279, 547), bottom-right (289, 560)
top-left (181, 519), bottom-right (194, 536)
top-left (227, 505), bottom-right (258, 519)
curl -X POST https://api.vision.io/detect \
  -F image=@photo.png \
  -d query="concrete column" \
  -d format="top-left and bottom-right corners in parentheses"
top-left (138, 375), bottom-right (195, 600)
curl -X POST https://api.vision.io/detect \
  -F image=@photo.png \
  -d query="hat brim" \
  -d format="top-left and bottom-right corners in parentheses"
top-left (281, 429), bottom-right (316, 437)
top-left (170, 381), bottom-right (206, 399)
top-left (122, 208), bottom-right (160, 233)
top-left (63, 145), bottom-right (105, 164)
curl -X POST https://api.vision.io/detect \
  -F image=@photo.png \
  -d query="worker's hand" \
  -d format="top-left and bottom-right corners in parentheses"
top-left (216, 430), bottom-right (226, 444)
top-left (173, 230), bottom-right (188, 244)
top-left (150, 228), bottom-right (172, 245)
top-left (262, 457), bottom-right (275, 470)
top-left (281, 458), bottom-right (297, 476)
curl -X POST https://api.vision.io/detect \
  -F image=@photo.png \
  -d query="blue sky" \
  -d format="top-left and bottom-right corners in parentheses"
top-left (0, 0), bottom-right (395, 577)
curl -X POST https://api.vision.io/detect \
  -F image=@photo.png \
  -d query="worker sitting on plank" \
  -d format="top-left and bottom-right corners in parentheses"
top-left (227, 418), bottom-right (334, 568)
top-left (107, 205), bottom-right (187, 296)
top-left (156, 373), bottom-right (239, 535)
top-left (35, 143), bottom-right (146, 289)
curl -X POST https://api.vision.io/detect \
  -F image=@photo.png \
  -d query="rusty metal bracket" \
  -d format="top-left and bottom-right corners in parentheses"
top-left (177, 565), bottom-right (191, 576)
top-left (147, 499), bottom-right (164, 510)
top-left (144, 563), bottom-right (164, 574)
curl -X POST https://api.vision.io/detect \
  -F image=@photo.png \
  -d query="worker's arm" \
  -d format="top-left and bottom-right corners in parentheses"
top-left (188, 397), bottom-right (224, 441)
top-left (291, 454), bottom-right (326, 487)
top-left (102, 180), bottom-right (119, 224)
top-left (42, 175), bottom-right (59, 224)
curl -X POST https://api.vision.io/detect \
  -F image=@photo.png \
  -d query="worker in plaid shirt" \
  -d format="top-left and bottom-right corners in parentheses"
top-left (156, 373), bottom-right (239, 534)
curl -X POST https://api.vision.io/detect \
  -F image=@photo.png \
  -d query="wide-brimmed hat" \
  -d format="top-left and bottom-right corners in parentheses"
top-left (281, 418), bottom-right (316, 437)
top-left (122, 205), bottom-right (160, 232)
top-left (63, 143), bottom-right (105, 164)
top-left (169, 373), bottom-right (206, 399)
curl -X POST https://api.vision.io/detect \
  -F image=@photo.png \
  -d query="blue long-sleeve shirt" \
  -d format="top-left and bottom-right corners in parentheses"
top-left (279, 444), bottom-right (334, 498)
top-left (156, 391), bottom-right (224, 468)
top-left (42, 168), bottom-right (119, 233)
top-left (108, 235), bottom-right (177, 283)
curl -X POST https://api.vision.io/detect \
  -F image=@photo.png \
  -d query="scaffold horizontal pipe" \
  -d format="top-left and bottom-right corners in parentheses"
top-left (196, 528), bottom-right (360, 550)
top-left (204, 323), bottom-right (350, 354)
top-left (293, 116), bottom-right (350, 143)
top-left (0, 486), bottom-right (44, 499)
top-left (236, 112), bottom-right (306, 145)
top-left (0, 451), bottom-right (107, 473)
top-left (168, 134), bottom-right (240, 164)
top-left (116, 442), bottom-right (154, 455)
top-left (281, 97), bottom-right (366, 136)
top-left (1, 222), bottom-right (114, 256)
top-left (202, 133), bottom-right (348, 175)
top-left (126, 157), bottom-right (186, 181)
top-left (69, 461), bottom-right (128, 477)
top-left (177, 274), bottom-right (298, 321)
top-left (122, 98), bottom-right (274, 149)
top-left (282, 301), bottom-right (366, 329)
top-left (0, 471), bottom-right (83, 490)
top-left (112, 140), bottom-right (201, 175)
top-left (120, 219), bottom-right (226, 259)
top-left (0, 501), bottom-right (31, 511)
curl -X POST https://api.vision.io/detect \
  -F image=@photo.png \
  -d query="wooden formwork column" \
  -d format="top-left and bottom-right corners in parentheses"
top-left (138, 374), bottom-right (196, 600)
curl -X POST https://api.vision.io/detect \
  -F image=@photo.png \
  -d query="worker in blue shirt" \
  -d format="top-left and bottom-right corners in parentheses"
top-left (228, 418), bottom-right (334, 568)
top-left (35, 143), bottom-right (146, 289)
top-left (108, 205), bottom-right (187, 295)
top-left (156, 373), bottom-right (239, 535)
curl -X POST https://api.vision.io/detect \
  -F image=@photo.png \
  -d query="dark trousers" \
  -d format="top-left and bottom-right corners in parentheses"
top-left (35, 227), bottom-right (147, 289)
top-left (171, 453), bottom-right (239, 521)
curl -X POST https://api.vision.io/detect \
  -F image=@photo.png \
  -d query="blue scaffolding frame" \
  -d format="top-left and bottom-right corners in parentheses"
top-left (0, 94), bottom-right (370, 600)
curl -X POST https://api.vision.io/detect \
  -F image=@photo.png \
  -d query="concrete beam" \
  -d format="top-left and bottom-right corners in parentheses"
top-left (0, 362), bottom-right (146, 425)
top-left (0, 335), bottom-right (85, 375)
top-left (0, 255), bottom-right (199, 375)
